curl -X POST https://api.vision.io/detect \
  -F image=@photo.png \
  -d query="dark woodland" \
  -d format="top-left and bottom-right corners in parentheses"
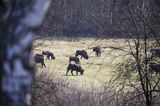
top-left (38, 0), bottom-right (160, 39)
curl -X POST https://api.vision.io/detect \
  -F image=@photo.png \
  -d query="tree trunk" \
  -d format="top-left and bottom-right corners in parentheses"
top-left (0, 0), bottom-right (50, 105)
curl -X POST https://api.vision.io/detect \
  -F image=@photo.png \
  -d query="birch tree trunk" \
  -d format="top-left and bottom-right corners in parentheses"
top-left (0, 0), bottom-right (50, 105)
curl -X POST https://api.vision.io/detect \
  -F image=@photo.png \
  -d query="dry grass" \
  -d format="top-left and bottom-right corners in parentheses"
top-left (33, 38), bottom-right (129, 90)
top-left (32, 71), bottom-right (118, 106)
top-left (32, 38), bottom-right (160, 106)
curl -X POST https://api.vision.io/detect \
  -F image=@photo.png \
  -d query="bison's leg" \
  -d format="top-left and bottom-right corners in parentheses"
top-left (41, 62), bottom-right (46, 68)
top-left (41, 63), bottom-right (44, 68)
top-left (97, 51), bottom-right (100, 57)
top-left (66, 68), bottom-right (70, 76)
top-left (43, 63), bottom-right (46, 68)
top-left (99, 52), bottom-right (101, 57)
top-left (71, 70), bottom-right (74, 76)
top-left (47, 55), bottom-right (50, 60)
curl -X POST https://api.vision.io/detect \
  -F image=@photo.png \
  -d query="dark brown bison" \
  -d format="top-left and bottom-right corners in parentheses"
top-left (150, 48), bottom-right (160, 58)
top-left (93, 46), bottom-right (101, 57)
top-left (66, 64), bottom-right (84, 76)
top-left (149, 63), bottom-right (160, 74)
top-left (69, 56), bottom-right (80, 64)
top-left (42, 51), bottom-right (49, 55)
top-left (42, 51), bottom-right (55, 60)
top-left (34, 54), bottom-right (46, 68)
top-left (75, 50), bottom-right (89, 59)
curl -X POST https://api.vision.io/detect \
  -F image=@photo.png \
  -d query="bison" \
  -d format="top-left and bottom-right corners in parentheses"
top-left (66, 64), bottom-right (84, 76)
top-left (93, 46), bottom-right (101, 57)
top-left (69, 56), bottom-right (80, 64)
top-left (75, 50), bottom-right (89, 59)
top-left (42, 51), bottom-right (55, 60)
top-left (150, 48), bottom-right (160, 58)
top-left (149, 63), bottom-right (160, 74)
top-left (34, 54), bottom-right (46, 68)
top-left (42, 51), bottom-right (49, 55)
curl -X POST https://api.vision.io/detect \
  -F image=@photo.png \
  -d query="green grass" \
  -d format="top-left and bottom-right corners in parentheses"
top-left (33, 38), bottom-right (129, 90)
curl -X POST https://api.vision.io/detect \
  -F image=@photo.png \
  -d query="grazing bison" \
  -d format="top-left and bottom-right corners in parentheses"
top-left (42, 51), bottom-right (49, 55)
top-left (69, 56), bottom-right (80, 64)
top-left (150, 48), bottom-right (160, 58)
top-left (34, 54), bottom-right (46, 68)
top-left (66, 64), bottom-right (84, 76)
top-left (75, 50), bottom-right (89, 59)
top-left (93, 46), bottom-right (101, 57)
top-left (149, 63), bottom-right (160, 74)
top-left (42, 51), bottom-right (55, 60)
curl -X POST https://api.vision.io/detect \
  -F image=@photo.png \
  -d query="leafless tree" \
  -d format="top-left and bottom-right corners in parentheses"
top-left (108, 0), bottom-right (160, 106)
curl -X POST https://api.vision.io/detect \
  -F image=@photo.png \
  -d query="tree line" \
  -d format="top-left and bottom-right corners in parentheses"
top-left (38, 0), bottom-right (160, 38)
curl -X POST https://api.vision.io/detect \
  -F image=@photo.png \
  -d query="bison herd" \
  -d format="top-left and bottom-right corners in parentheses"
top-left (34, 46), bottom-right (160, 75)
top-left (34, 46), bottom-right (101, 76)
top-left (67, 50), bottom-right (89, 76)
top-left (34, 51), bottom-right (55, 68)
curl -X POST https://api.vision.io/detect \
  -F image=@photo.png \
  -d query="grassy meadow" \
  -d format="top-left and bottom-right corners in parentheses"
top-left (33, 38), bottom-right (130, 90)
top-left (32, 38), bottom-right (160, 106)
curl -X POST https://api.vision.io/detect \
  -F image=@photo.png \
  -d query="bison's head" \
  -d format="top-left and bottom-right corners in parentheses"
top-left (80, 69), bottom-right (84, 75)
top-left (52, 56), bottom-right (55, 60)
top-left (75, 50), bottom-right (80, 57)
top-left (85, 55), bottom-right (89, 59)
top-left (42, 51), bottom-right (48, 55)
top-left (93, 48), bottom-right (96, 51)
